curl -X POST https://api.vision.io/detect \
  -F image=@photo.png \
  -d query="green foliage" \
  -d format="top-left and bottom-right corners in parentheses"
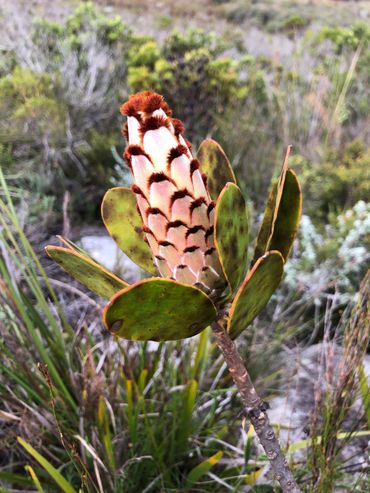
top-left (316, 22), bottom-right (370, 53)
top-left (299, 140), bottom-right (370, 221)
top-left (228, 251), bottom-right (284, 339)
top-left (45, 244), bottom-right (128, 299)
top-left (0, 3), bottom-right (132, 219)
top-left (127, 39), bottom-right (172, 92)
top-left (214, 183), bottom-right (249, 291)
top-left (127, 28), bottom-right (245, 142)
top-left (280, 14), bottom-right (309, 34)
top-left (103, 279), bottom-right (217, 341)
top-left (17, 438), bottom-right (78, 493)
top-left (253, 151), bottom-right (302, 264)
top-left (101, 187), bottom-right (155, 274)
top-left (163, 29), bottom-right (244, 141)
top-left (306, 275), bottom-right (370, 493)
top-left (197, 138), bottom-right (236, 200)
top-left (0, 67), bottom-right (66, 149)
top-left (0, 144), bottom-right (13, 169)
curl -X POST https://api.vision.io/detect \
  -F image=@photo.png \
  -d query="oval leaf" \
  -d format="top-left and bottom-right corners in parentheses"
top-left (266, 169), bottom-right (302, 260)
top-left (214, 182), bottom-right (249, 292)
top-left (228, 251), bottom-right (284, 339)
top-left (101, 187), bottom-right (156, 275)
top-left (103, 278), bottom-right (217, 341)
top-left (197, 139), bottom-right (236, 200)
top-left (252, 147), bottom-right (292, 265)
top-left (45, 246), bottom-right (128, 299)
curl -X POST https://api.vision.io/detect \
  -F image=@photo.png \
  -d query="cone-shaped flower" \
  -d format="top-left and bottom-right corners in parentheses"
top-left (121, 91), bottom-right (225, 296)
top-left (45, 90), bottom-right (301, 342)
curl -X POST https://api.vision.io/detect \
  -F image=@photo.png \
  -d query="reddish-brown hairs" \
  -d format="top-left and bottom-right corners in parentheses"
top-left (124, 145), bottom-right (152, 168)
top-left (207, 202), bottom-right (215, 217)
top-left (185, 225), bottom-right (206, 238)
top-left (190, 159), bottom-right (200, 175)
top-left (170, 189), bottom-right (194, 206)
top-left (166, 220), bottom-right (187, 231)
top-left (172, 118), bottom-right (185, 135)
top-left (205, 247), bottom-right (216, 256)
top-left (148, 173), bottom-right (175, 186)
top-left (183, 245), bottom-right (200, 253)
top-left (167, 145), bottom-right (188, 165)
top-left (190, 197), bottom-right (207, 212)
top-left (131, 184), bottom-right (146, 197)
top-left (140, 115), bottom-right (171, 135)
top-left (121, 91), bottom-right (172, 117)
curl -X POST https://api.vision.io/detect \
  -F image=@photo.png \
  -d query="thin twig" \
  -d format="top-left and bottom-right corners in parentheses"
top-left (211, 315), bottom-right (301, 493)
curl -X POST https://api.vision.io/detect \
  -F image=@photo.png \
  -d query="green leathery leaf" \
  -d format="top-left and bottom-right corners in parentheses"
top-left (103, 278), bottom-right (217, 341)
top-left (267, 169), bottom-right (302, 260)
top-left (45, 246), bottom-right (128, 299)
top-left (228, 251), bottom-right (284, 339)
top-left (101, 187), bottom-right (156, 275)
top-left (252, 146), bottom-right (292, 265)
top-left (197, 139), bottom-right (236, 200)
top-left (214, 182), bottom-right (249, 291)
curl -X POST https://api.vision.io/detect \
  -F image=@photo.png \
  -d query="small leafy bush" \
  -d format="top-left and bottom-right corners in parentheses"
top-left (282, 201), bottom-right (370, 320)
top-left (299, 140), bottom-right (370, 221)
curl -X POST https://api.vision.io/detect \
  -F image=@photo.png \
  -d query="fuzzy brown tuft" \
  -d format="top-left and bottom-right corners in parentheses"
top-left (131, 184), bottom-right (146, 197)
top-left (126, 144), bottom-right (145, 156)
top-left (121, 91), bottom-right (172, 117)
top-left (207, 202), bottom-right (215, 217)
top-left (190, 197), bottom-right (207, 212)
top-left (190, 159), bottom-right (200, 174)
top-left (142, 225), bottom-right (154, 235)
top-left (166, 220), bottom-right (187, 231)
top-left (172, 118), bottom-right (185, 135)
top-left (186, 225), bottom-right (206, 238)
top-left (124, 145), bottom-right (152, 168)
top-left (167, 145), bottom-right (188, 165)
top-left (147, 207), bottom-right (167, 218)
top-left (183, 245), bottom-right (200, 253)
top-left (170, 189), bottom-right (194, 206)
top-left (204, 247), bottom-right (216, 256)
top-left (205, 226), bottom-right (214, 241)
top-left (148, 173), bottom-right (175, 186)
top-left (140, 115), bottom-right (171, 135)
top-left (158, 240), bottom-right (176, 248)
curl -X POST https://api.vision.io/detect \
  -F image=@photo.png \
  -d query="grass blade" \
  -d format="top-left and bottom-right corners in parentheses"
top-left (17, 437), bottom-right (78, 493)
top-left (185, 451), bottom-right (223, 487)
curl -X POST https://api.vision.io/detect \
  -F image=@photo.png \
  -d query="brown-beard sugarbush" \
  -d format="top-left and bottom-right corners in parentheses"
top-left (46, 91), bottom-right (302, 492)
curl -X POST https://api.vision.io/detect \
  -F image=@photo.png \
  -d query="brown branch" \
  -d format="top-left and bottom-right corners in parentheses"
top-left (211, 316), bottom-right (301, 493)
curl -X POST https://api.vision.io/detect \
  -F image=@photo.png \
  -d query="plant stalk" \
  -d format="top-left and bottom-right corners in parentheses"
top-left (211, 315), bottom-right (301, 493)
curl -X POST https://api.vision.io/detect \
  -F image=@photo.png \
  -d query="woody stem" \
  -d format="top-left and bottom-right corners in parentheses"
top-left (211, 316), bottom-right (301, 493)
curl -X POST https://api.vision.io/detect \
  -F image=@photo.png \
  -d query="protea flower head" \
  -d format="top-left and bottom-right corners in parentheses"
top-left (46, 91), bottom-right (302, 342)
top-left (120, 91), bottom-right (225, 297)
